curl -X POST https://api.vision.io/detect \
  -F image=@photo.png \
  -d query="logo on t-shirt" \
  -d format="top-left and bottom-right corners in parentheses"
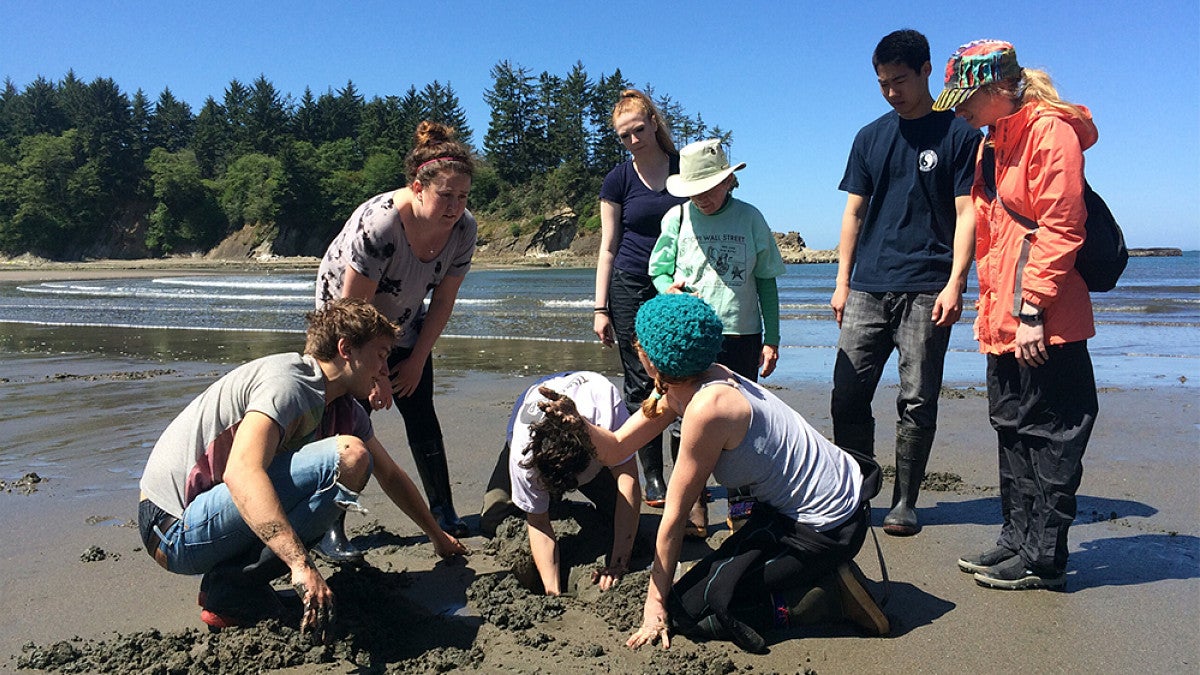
top-left (918, 149), bottom-right (938, 172)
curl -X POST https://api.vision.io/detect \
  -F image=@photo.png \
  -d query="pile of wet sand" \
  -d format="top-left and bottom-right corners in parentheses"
top-left (14, 503), bottom-right (756, 674)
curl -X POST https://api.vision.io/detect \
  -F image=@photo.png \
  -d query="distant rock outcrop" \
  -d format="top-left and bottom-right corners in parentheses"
top-left (525, 208), bottom-right (578, 256)
top-left (774, 231), bottom-right (807, 251)
top-left (1129, 247), bottom-right (1183, 257)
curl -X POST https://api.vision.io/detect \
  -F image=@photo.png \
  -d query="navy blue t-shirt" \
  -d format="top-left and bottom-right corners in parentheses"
top-left (600, 157), bottom-right (687, 275)
top-left (839, 109), bottom-right (980, 292)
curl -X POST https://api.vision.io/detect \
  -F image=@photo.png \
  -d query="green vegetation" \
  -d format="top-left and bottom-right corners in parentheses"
top-left (0, 65), bottom-right (730, 260)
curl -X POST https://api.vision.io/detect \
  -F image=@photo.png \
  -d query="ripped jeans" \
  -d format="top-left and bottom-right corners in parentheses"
top-left (144, 436), bottom-right (364, 576)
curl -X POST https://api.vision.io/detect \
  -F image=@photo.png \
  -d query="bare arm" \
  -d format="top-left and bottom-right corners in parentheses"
top-left (932, 195), bottom-right (976, 327)
top-left (627, 386), bottom-right (749, 650)
top-left (593, 199), bottom-right (621, 346)
top-left (223, 412), bottom-right (330, 635)
top-left (594, 457), bottom-right (640, 591)
top-left (340, 266), bottom-right (379, 301)
top-left (831, 193), bottom-right (867, 327)
top-left (366, 435), bottom-right (467, 558)
top-left (537, 386), bottom-right (675, 467)
top-left (526, 510), bottom-right (561, 595)
top-left (390, 272), bottom-right (466, 398)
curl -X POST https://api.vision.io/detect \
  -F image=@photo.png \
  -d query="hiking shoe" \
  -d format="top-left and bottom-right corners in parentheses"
top-left (834, 561), bottom-right (890, 636)
top-left (958, 546), bottom-right (1017, 574)
top-left (973, 556), bottom-right (1065, 591)
top-left (198, 568), bottom-right (283, 630)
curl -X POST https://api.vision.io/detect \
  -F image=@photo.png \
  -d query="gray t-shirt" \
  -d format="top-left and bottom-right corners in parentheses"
top-left (507, 372), bottom-right (632, 514)
top-left (706, 374), bottom-right (862, 530)
top-left (139, 353), bottom-right (373, 518)
top-left (315, 190), bottom-right (476, 349)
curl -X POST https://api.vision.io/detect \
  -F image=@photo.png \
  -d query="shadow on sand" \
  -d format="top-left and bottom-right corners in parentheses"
top-left (902, 493), bottom-right (1159, 529)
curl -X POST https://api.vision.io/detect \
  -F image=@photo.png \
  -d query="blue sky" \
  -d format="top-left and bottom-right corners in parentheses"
top-left (3, 0), bottom-right (1197, 249)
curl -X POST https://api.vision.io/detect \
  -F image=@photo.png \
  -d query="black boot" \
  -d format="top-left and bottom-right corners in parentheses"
top-left (412, 438), bottom-right (469, 538)
top-left (833, 420), bottom-right (876, 458)
top-left (198, 545), bottom-right (290, 630)
top-left (314, 511), bottom-right (365, 564)
top-left (882, 426), bottom-right (935, 536)
top-left (639, 435), bottom-right (666, 507)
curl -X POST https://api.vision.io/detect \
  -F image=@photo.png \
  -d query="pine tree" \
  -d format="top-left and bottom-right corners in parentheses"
top-left (483, 61), bottom-right (537, 184)
top-left (420, 81), bottom-right (473, 148)
top-left (292, 87), bottom-right (320, 143)
top-left (588, 69), bottom-right (631, 174)
top-left (11, 76), bottom-right (67, 137)
top-left (190, 97), bottom-right (228, 179)
top-left (148, 87), bottom-right (194, 152)
top-left (247, 75), bottom-right (291, 155)
top-left (223, 79), bottom-right (252, 156)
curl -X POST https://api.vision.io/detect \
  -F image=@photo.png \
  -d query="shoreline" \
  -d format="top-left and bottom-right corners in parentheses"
top-left (1, 350), bottom-right (1197, 673)
top-left (1, 245), bottom-right (1188, 282)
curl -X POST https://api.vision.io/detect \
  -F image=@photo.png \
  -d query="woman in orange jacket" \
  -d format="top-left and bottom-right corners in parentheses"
top-left (932, 40), bottom-right (1098, 591)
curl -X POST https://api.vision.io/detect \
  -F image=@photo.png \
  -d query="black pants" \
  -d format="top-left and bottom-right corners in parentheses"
top-left (668, 502), bottom-right (868, 636)
top-left (384, 345), bottom-right (442, 446)
top-left (718, 333), bottom-right (763, 382)
top-left (987, 341), bottom-right (1097, 573)
top-left (610, 268), bottom-right (658, 412)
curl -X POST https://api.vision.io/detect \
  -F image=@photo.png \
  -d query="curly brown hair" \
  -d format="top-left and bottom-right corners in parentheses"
top-left (304, 297), bottom-right (398, 360)
top-left (519, 403), bottom-right (596, 498)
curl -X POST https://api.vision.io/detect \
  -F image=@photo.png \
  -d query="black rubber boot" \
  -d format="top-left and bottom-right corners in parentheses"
top-left (314, 511), bottom-right (365, 564)
top-left (882, 426), bottom-right (935, 536)
top-left (833, 420), bottom-right (876, 458)
top-left (639, 436), bottom-right (666, 507)
top-left (412, 438), bottom-right (469, 538)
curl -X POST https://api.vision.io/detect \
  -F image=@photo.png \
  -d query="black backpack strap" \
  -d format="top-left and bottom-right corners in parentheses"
top-left (840, 444), bottom-right (890, 605)
top-left (983, 143), bottom-right (1038, 231)
top-left (867, 516), bottom-right (890, 606)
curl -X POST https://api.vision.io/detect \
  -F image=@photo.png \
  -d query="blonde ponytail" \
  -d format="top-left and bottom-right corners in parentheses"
top-left (1019, 68), bottom-right (1088, 120)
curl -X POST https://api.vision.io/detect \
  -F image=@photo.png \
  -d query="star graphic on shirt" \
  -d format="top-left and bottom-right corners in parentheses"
top-left (731, 265), bottom-right (745, 281)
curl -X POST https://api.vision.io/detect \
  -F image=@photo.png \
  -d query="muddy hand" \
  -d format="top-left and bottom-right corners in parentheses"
top-left (591, 562), bottom-right (628, 591)
top-left (295, 581), bottom-right (336, 644)
top-left (536, 387), bottom-right (583, 427)
top-left (626, 618), bottom-right (670, 650)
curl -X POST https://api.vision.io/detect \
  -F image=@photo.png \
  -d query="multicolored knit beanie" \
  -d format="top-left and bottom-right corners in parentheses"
top-left (634, 293), bottom-right (724, 378)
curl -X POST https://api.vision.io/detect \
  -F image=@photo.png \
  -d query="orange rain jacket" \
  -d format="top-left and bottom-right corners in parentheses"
top-left (972, 102), bottom-right (1098, 355)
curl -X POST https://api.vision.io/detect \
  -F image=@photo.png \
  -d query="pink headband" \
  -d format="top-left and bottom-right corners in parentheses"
top-left (416, 156), bottom-right (460, 174)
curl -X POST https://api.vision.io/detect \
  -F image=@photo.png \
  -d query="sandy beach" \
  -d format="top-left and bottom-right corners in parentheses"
top-left (1, 337), bottom-right (1198, 674)
top-left (1, 260), bottom-right (1198, 673)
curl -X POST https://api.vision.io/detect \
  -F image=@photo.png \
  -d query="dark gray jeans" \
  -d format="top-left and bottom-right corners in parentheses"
top-left (831, 290), bottom-right (952, 439)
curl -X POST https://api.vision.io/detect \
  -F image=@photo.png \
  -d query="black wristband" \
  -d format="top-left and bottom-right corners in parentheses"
top-left (594, 307), bottom-right (610, 314)
top-left (1018, 312), bottom-right (1043, 326)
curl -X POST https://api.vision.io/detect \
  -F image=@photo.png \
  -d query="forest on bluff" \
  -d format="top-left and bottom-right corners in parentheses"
top-left (0, 62), bottom-right (730, 260)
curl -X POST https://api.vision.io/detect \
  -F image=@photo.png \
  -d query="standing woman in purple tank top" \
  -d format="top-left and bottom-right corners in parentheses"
top-left (594, 89), bottom-right (687, 508)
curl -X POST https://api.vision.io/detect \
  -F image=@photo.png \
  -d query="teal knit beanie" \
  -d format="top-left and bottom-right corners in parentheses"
top-left (635, 294), bottom-right (724, 378)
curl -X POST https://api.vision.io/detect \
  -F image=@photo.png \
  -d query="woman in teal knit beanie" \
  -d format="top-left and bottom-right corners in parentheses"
top-left (537, 293), bottom-right (888, 653)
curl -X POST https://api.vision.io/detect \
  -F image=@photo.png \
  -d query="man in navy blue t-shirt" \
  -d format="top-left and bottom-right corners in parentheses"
top-left (830, 29), bottom-right (981, 537)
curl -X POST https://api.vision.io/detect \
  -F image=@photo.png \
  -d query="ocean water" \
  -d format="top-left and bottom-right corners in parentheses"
top-left (1, 253), bottom-right (1198, 389)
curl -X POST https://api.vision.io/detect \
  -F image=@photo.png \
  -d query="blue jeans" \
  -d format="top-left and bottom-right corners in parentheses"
top-left (831, 290), bottom-right (952, 445)
top-left (150, 436), bottom-right (363, 575)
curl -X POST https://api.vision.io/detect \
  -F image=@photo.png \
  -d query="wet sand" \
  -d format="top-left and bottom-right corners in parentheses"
top-left (1, 348), bottom-right (1198, 673)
